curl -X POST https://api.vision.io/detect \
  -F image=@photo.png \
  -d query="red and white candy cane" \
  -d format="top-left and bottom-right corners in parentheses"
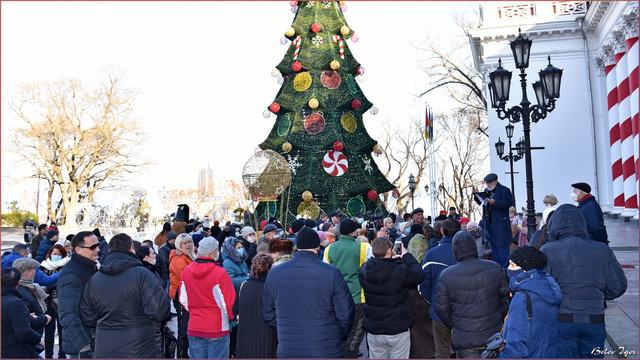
top-left (292, 36), bottom-right (302, 60)
top-left (332, 35), bottom-right (344, 59)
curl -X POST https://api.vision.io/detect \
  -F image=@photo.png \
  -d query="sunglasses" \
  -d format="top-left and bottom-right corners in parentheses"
top-left (78, 243), bottom-right (100, 250)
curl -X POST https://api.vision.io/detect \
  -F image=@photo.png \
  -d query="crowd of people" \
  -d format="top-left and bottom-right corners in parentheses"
top-left (1, 175), bottom-right (629, 359)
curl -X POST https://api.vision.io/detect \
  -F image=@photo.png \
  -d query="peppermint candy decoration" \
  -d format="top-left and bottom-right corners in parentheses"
top-left (322, 150), bottom-right (348, 177)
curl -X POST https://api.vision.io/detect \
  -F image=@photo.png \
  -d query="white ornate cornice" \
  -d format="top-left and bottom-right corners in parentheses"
top-left (584, 1), bottom-right (611, 32)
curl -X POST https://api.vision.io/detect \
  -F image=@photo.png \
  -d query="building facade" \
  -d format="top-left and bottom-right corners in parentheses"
top-left (198, 164), bottom-right (215, 198)
top-left (470, 1), bottom-right (639, 219)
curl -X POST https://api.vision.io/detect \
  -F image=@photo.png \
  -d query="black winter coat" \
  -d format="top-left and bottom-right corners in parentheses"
top-left (358, 253), bottom-right (425, 335)
top-left (541, 204), bottom-right (627, 317)
top-left (158, 241), bottom-right (175, 280)
top-left (97, 236), bottom-right (109, 264)
top-left (57, 253), bottom-right (98, 355)
top-left (262, 251), bottom-right (355, 358)
top-left (1, 286), bottom-right (43, 359)
top-left (79, 251), bottom-right (171, 358)
top-left (577, 195), bottom-right (608, 244)
top-left (236, 276), bottom-right (278, 358)
top-left (16, 285), bottom-right (48, 334)
top-left (434, 233), bottom-right (510, 350)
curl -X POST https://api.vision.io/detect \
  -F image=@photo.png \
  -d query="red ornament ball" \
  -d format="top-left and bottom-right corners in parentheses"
top-left (351, 99), bottom-right (362, 109)
top-left (270, 102), bottom-right (280, 113)
top-left (311, 23), bottom-right (322, 33)
top-left (356, 66), bottom-right (365, 75)
top-left (367, 190), bottom-right (378, 201)
top-left (333, 141), bottom-right (344, 152)
top-left (392, 189), bottom-right (400, 198)
top-left (292, 61), bottom-right (302, 72)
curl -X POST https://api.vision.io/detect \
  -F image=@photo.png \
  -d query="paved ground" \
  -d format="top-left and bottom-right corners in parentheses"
top-left (2, 216), bottom-right (637, 358)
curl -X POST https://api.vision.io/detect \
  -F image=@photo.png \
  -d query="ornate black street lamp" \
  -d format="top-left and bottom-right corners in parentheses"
top-left (495, 124), bottom-right (525, 207)
top-left (408, 173), bottom-right (417, 210)
top-left (489, 28), bottom-right (563, 240)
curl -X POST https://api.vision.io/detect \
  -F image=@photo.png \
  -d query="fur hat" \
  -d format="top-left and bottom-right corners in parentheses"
top-left (269, 237), bottom-right (294, 254)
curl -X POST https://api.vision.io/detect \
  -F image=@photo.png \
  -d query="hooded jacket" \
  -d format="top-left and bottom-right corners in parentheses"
top-left (418, 235), bottom-right (456, 322)
top-left (358, 253), bottom-right (425, 335)
top-left (541, 204), bottom-right (627, 318)
top-left (500, 269), bottom-right (562, 358)
top-left (222, 238), bottom-right (250, 292)
top-left (179, 257), bottom-right (235, 338)
top-left (168, 249), bottom-right (194, 299)
top-left (35, 237), bottom-right (55, 262)
top-left (434, 232), bottom-right (510, 350)
top-left (262, 251), bottom-right (355, 358)
top-left (79, 251), bottom-right (171, 358)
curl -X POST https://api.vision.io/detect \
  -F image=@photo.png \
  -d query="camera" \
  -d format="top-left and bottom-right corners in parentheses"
top-left (393, 240), bottom-right (403, 255)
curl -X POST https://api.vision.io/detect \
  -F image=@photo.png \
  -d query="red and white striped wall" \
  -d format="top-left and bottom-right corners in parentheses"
top-left (625, 34), bottom-right (639, 209)
top-left (605, 58), bottom-right (626, 212)
top-left (614, 40), bottom-right (638, 215)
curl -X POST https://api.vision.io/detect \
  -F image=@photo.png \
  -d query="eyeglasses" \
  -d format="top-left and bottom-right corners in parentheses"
top-left (78, 243), bottom-right (100, 250)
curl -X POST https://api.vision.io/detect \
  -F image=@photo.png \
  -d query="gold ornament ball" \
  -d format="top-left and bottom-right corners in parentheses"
top-left (285, 27), bottom-right (295, 37)
top-left (330, 60), bottom-right (340, 70)
top-left (282, 142), bottom-right (292, 153)
top-left (309, 98), bottom-right (319, 109)
top-left (373, 144), bottom-right (383, 155)
top-left (302, 190), bottom-right (313, 201)
top-left (339, 1), bottom-right (346, 4)
top-left (341, 25), bottom-right (350, 36)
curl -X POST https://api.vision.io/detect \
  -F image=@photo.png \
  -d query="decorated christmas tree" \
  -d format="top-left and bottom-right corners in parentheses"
top-left (256, 0), bottom-right (395, 219)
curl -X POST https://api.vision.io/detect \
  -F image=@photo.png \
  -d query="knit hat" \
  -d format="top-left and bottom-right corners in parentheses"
top-left (467, 221), bottom-right (478, 229)
top-left (439, 210), bottom-right (446, 215)
top-left (12, 258), bottom-right (41, 273)
top-left (167, 232), bottom-right (178, 241)
top-left (213, 220), bottom-right (220, 226)
top-left (409, 224), bottom-right (424, 235)
top-left (241, 226), bottom-right (256, 238)
top-left (291, 219), bottom-right (305, 233)
top-left (304, 219), bottom-right (316, 228)
top-left (192, 233), bottom-right (205, 247)
top-left (46, 230), bottom-right (59, 239)
top-left (571, 182), bottom-right (591, 194)
top-left (197, 237), bottom-right (218, 256)
top-left (459, 217), bottom-right (470, 225)
top-left (339, 218), bottom-right (359, 235)
top-left (509, 246), bottom-right (548, 271)
top-left (270, 237), bottom-right (294, 253)
top-left (296, 227), bottom-right (320, 249)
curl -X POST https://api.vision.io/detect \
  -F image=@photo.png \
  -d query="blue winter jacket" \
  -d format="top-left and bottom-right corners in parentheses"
top-left (2, 252), bottom-right (59, 286)
top-left (35, 237), bottom-right (55, 262)
top-left (541, 204), bottom-right (627, 318)
top-left (500, 269), bottom-right (562, 358)
top-left (419, 236), bottom-right (456, 322)
top-left (577, 195), bottom-right (608, 244)
top-left (222, 239), bottom-right (250, 292)
top-left (262, 251), bottom-right (355, 358)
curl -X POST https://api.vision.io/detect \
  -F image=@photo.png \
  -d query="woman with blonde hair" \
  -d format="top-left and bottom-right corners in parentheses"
top-left (169, 233), bottom-right (196, 358)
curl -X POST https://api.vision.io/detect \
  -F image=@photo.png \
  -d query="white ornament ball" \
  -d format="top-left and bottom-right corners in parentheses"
top-left (370, 106), bottom-right (379, 115)
top-left (356, 75), bottom-right (365, 83)
top-left (271, 68), bottom-right (280, 78)
top-left (280, 36), bottom-right (290, 45)
top-left (277, 76), bottom-right (284, 85)
top-left (263, 109), bottom-right (272, 118)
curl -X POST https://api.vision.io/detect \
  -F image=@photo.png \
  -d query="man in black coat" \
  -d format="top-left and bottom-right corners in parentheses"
top-left (79, 233), bottom-right (171, 358)
top-left (262, 228), bottom-right (355, 358)
top-left (13, 258), bottom-right (51, 335)
top-left (571, 182), bottom-right (608, 244)
top-left (2, 268), bottom-right (44, 359)
top-left (358, 238), bottom-right (425, 358)
top-left (434, 231), bottom-right (510, 358)
top-left (58, 231), bottom-right (100, 358)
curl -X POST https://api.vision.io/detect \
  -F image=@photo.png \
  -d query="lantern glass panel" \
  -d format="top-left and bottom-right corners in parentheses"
top-left (510, 34), bottom-right (532, 69)
top-left (532, 80), bottom-right (549, 106)
top-left (495, 138), bottom-right (505, 157)
top-left (505, 124), bottom-right (514, 138)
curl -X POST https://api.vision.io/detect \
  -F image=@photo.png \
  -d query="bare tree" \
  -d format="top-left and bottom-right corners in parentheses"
top-left (435, 109), bottom-right (488, 219)
top-left (375, 116), bottom-right (440, 215)
top-left (415, 7), bottom-right (489, 137)
top-left (8, 70), bottom-right (149, 224)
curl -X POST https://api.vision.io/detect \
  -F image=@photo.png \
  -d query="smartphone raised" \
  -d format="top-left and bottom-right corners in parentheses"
top-left (393, 240), bottom-right (402, 256)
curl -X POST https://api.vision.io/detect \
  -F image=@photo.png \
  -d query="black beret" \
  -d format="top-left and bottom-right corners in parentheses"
top-left (571, 182), bottom-right (591, 194)
top-left (411, 208), bottom-right (424, 216)
top-left (484, 173), bottom-right (498, 182)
